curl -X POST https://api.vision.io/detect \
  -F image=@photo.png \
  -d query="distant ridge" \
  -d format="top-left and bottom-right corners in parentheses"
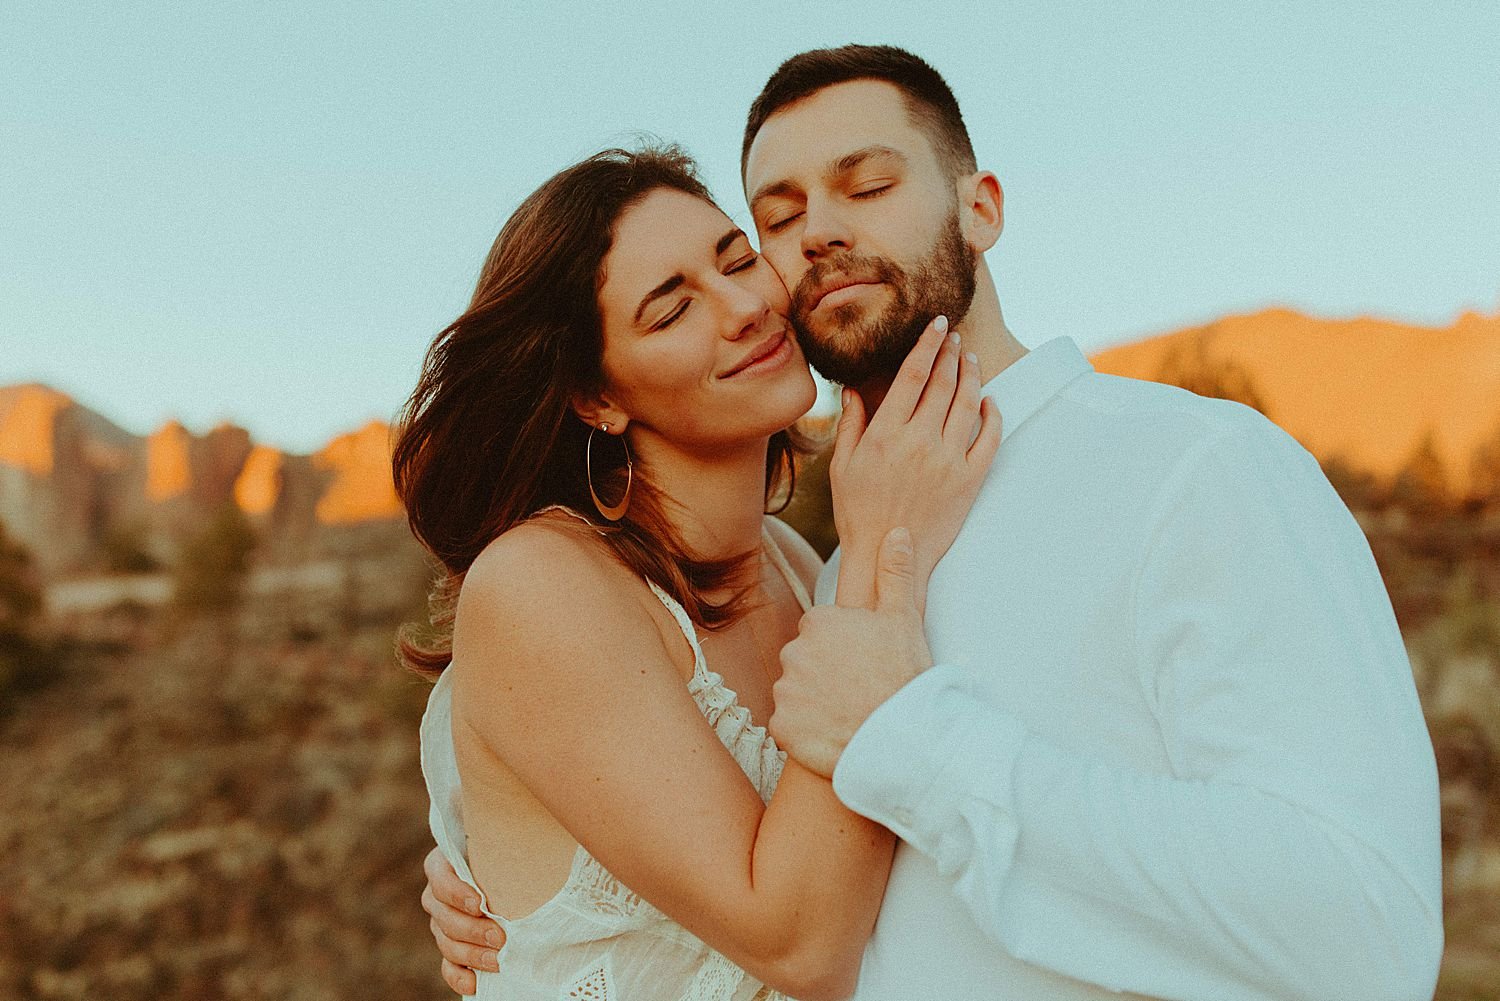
top-left (0, 384), bottom-right (405, 577)
top-left (1089, 308), bottom-right (1500, 493)
top-left (4, 306), bottom-right (1497, 576)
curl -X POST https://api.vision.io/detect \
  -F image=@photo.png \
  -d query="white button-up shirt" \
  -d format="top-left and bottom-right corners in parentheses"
top-left (824, 337), bottom-right (1443, 1001)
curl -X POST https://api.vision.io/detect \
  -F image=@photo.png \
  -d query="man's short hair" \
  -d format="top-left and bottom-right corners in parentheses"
top-left (741, 44), bottom-right (978, 180)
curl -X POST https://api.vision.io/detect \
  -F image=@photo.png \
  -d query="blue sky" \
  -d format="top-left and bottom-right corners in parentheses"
top-left (3, 2), bottom-right (1496, 452)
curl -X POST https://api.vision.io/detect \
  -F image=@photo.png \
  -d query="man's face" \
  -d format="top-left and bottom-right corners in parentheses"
top-left (744, 79), bottom-right (977, 387)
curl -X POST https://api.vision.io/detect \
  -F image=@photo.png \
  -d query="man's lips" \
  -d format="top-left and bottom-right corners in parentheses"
top-left (810, 277), bottom-right (881, 312)
top-left (721, 330), bottom-right (790, 378)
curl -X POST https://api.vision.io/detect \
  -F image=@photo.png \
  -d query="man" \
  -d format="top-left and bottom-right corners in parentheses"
top-left (426, 45), bottom-right (1443, 999)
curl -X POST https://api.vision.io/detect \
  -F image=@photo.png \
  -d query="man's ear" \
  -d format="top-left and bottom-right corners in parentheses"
top-left (957, 171), bottom-right (1003, 254)
top-left (570, 390), bottom-right (629, 435)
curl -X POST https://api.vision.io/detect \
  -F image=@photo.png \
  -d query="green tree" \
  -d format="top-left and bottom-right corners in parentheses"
top-left (0, 518), bottom-right (47, 698)
top-left (1320, 455), bottom-right (1386, 512)
top-left (172, 502), bottom-right (258, 617)
top-left (1156, 330), bottom-right (1272, 418)
top-left (101, 519), bottom-right (161, 574)
top-left (1468, 414), bottom-right (1500, 509)
top-left (777, 444), bottom-right (837, 560)
top-left (1389, 430), bottom-right (1451, 516)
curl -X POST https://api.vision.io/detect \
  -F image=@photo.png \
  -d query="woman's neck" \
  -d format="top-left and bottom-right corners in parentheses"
top-left (627, 432), bottom-right (771, 561)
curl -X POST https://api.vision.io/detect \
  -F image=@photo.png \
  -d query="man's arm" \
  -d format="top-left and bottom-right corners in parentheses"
top-left (824, 423), bottom-right (1442, 1000)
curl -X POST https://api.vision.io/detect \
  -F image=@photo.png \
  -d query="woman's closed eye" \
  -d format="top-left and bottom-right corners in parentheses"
top-left (653, 255), bottom-right (761, 330)
top-left (652, 300), bottom-right (690, 331)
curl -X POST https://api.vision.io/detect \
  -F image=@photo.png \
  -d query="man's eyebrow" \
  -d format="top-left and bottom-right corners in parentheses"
top-left (749, 146), bottom-right (908, 214)
top-left (749, 179), bottom-right (799, 214)
top-left (633, 274), bottom-right (685, 326)
top-left (831, 145), bottom-right (907, 176)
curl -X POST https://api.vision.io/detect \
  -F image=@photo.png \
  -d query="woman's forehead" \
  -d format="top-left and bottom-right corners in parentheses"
top-left (601, 190), bottom-right (737, 298)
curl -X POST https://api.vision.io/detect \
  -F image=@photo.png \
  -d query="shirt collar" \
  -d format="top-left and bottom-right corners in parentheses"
top-left (980, 336), bottom-right (1093, 444)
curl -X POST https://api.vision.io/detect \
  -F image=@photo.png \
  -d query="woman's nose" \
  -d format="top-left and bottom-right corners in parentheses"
top-left (722, 283), bottom-right (770, 341)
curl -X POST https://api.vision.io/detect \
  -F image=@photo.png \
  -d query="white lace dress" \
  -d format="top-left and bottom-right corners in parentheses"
top-left (420, 519), bottom-right (813, 1001)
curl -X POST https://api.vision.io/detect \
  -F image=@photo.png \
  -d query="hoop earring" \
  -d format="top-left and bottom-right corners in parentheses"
top-left (587, 422), bottom-right (632, 521)
top-left (766, 448), bottom-right (797, 516)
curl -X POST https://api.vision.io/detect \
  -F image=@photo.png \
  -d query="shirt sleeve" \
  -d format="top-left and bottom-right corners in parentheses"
top-left (831, 420), bottom-right (1444, 1001)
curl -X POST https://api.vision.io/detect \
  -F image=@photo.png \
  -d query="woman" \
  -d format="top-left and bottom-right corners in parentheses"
top-left (395, 146), bottom-right (998, 1000)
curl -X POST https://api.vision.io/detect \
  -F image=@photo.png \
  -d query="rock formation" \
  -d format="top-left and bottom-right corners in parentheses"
top-left (0, 387), bottom-right (410, 578)
top-left (1089, 308), bottom-right (1500, 495)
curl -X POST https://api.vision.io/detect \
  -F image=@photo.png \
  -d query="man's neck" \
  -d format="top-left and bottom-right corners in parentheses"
top-left (851, 266), bottom-right (1026, 414)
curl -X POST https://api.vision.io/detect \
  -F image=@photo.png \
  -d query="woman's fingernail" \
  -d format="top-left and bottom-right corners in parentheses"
top-left (840, 387), bottom-right (852, 408)
top-left (966, 352), bottom-right (978, 364)
top-left (487, 928), bottom-right (505, 948)
top-left (951, 331), bottom-right (961, 346)
top-left (486, 950), bottom-right (501, 971)
top-left (934, 315), bottom-right (949, 334)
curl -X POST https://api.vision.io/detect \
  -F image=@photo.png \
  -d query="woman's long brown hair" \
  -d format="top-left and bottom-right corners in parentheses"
top-left (392, 146), bottom-right (802, 678)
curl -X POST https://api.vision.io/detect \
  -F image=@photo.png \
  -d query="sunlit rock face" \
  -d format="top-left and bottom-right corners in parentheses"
top-left (145, 421), bottom-right (192, 503)
top-left (312, 421), bottom-right (402, 526)
top-left (0, 388), bottom-right (408, 578)
top-left (234, 445), bottom-right (284, 517)
top-left (0, 384), bottom-right (72, 476)
top-left (1090, 309), bottom-right (1500, 494)
top-left (0, 385), bottom-right (140, 575)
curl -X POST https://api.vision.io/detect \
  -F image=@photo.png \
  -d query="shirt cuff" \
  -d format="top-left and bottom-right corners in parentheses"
top-left (832, 663), bottom-right (1029, 870)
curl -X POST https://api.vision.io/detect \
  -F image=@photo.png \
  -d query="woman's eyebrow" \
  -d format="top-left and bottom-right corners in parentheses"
top-left (634, 274), bottom-right (685, 326)
top-left (716, 227), bottom-right (746, 255)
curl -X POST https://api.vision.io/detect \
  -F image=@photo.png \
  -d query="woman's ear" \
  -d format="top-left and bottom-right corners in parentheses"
top-left (570, 391), bottom-right (629, 435)
top-left (957, 171), bottom-right (1004, 254)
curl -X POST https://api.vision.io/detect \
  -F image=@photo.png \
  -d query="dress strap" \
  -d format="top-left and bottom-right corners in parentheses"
top-left (531, 504), bottom-right (707, 668)
top-left (532, 503), bottom-right (608, 534)
top-left (760, 525), bottom-right (813, 612)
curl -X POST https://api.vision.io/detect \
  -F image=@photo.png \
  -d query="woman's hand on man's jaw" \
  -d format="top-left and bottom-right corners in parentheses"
top-left (830, 314), bottom-right (1001, 611)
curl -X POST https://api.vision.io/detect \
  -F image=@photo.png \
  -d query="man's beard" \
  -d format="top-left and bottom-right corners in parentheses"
top-left (787, 208), bottom-right (977, 387)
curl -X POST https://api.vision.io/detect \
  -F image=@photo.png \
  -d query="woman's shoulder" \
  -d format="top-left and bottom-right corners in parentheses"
top-left (451, 514), bottom-right (695, 703)
top-left (763, 516), bottom-right (824, 597)
top-left (463, 512), bottom-right (628, 610)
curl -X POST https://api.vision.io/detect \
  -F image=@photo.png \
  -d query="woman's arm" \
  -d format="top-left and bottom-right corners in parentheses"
top-left (450, 525), bottom-right (890, 1001)
top-left (827, 316), bottom-right (1000, 611)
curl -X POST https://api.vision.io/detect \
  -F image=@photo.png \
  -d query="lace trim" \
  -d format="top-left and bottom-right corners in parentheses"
top-left (564, 955), bottom-right (615, 999)
top-left (561, 848), bottom-right (656, 920)
top-left (689, 668), bottom-right (786, 802)
top-left (676, 951), bottom-right (745, 1001)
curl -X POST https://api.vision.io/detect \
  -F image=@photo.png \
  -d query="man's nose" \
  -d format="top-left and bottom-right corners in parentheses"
top-left (800, 199), bottom-right (852, 261)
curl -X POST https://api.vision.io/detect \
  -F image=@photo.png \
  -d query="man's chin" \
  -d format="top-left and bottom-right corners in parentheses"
top-left (793, 327), bottom-right (916, 387)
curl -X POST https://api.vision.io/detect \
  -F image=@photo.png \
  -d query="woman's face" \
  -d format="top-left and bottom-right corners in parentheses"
top-left (593, 188), bottom-right (817, 455)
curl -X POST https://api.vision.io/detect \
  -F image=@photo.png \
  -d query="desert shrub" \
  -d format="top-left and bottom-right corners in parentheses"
top-left (172, 502), bottom-right (257, 617)
top-left (102, 520), bottom-right (161, 574)
top-left (0, 518), bottom-right (49, 701)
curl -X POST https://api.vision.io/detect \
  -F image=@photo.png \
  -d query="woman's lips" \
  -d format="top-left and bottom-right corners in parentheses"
top-left (724, 331), bottom-right (793, 378)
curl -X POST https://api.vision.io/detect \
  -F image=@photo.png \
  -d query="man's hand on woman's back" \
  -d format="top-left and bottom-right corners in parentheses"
top-left (422, 845), bottom-right (504, 995)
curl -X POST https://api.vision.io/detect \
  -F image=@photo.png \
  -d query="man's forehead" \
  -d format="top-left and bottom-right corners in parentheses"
top-left (744, 79), bottom-right (924, 188)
